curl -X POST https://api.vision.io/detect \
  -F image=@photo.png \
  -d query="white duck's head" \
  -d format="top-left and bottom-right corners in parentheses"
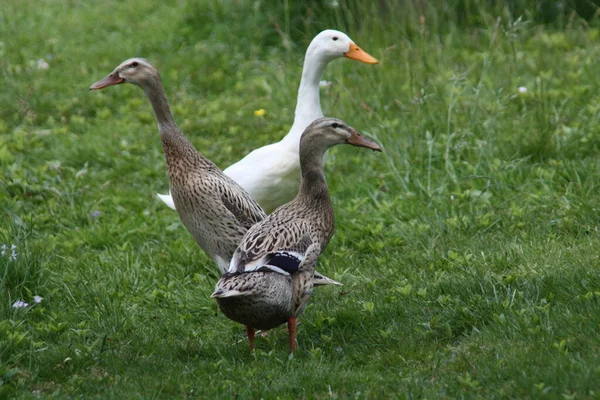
top-left (306, 29), bottom-right (378, 64)
top-left (89, 58), bottom-right (159, 90)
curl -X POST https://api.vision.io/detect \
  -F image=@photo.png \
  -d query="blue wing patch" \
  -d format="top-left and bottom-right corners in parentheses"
top-left (264, 251), bottom-right (302, 274)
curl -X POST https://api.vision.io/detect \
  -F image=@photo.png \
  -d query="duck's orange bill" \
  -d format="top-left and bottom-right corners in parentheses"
top-left (89, 74), bottom-right (124, 90)
top-left (347, 130), bottom-right (381, 151)
top-left (344, 43), bottom-right (378, 64)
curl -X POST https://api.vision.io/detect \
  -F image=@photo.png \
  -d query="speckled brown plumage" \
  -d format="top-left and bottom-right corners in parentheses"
top-left (90, 58), bottom-right (264, 273)
top-left (212, 117), bottom-right (381, 351)
top-left (212, 271), bottom-right (293, 330)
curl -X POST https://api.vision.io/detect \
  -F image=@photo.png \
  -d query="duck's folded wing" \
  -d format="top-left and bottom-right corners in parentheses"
top-left (219, 183), bottom-right (267, 230)
top-left (229, 221), bottom-right (312, 274)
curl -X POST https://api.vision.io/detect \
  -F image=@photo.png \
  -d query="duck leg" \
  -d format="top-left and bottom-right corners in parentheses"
top-left (288, 316), bottom-right (297, 352)
top-left (246, 325), bottom-right (255, 351)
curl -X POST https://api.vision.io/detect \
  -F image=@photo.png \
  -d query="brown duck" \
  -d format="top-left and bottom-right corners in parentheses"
top-left (212, 117), bottom-right (381, 351)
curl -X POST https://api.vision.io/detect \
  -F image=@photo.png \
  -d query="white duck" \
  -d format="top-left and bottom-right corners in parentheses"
top-left (157, 29), bottom-right (377, 212)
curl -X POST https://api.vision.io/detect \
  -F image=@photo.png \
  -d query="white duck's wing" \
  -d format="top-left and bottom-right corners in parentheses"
top-left (224, 143), bottom-right (301, 213)
top-left (229, 218), bottom-right (313, 275)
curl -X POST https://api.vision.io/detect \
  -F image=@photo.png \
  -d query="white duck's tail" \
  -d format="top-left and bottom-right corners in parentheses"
top-left (157, 192), bottom-right (177, 210)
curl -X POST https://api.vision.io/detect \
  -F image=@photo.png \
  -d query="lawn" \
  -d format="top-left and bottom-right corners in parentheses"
top-left (2, 0), bottom-right (600, 398)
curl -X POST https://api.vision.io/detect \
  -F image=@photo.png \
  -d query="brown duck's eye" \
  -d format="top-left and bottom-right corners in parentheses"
top-left (332, 36), bottom-right (338, 41)
top-left (332, 123), bottom-right (340, 128)
top-left (131, 61), bottom-right (139, 68)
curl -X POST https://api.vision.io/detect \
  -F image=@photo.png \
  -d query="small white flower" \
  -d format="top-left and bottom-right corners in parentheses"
top-left (12, 300), bottom-right (29, 308)
top-left (1, 244), bottom-right (16, 260)
top-left (37, 59), bottom-right (49, 70)
top-left (34, 295), bottom-right (43, 303)
top-left (518, 86), bottom-right (528, 93)
top-left (319, 80), bottom-right (332, 88)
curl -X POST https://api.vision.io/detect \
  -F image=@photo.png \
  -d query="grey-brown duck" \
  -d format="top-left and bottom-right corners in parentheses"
top-left (212, 117), bottom-right (381, 351)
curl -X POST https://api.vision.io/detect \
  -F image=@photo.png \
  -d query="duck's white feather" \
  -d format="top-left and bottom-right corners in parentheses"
top-left (223, 145), bottom-right (301, 213)
top-left (157, 192), bottom-right (176, 210)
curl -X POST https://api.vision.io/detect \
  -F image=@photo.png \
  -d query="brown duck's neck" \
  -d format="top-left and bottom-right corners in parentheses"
top-left (141, 77), bottom-right (207, 163)
top-left (142, 79), bottom-right (173, 128)
top-left (297, 147), bottom-right (331, 205)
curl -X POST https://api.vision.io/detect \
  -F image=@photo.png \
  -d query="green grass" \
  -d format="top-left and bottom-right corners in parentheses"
top-left (2, 0), bottom-right (600, 398)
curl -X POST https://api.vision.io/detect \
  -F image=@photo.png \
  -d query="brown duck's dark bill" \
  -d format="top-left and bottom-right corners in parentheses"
top-left (89, 74), bottom-right (124, 90)
top-left (347, 131), bottom-right (382, 151)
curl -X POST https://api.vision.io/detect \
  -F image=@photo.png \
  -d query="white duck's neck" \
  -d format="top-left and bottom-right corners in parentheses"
top-left (280, 50), bottom-right (329, 149)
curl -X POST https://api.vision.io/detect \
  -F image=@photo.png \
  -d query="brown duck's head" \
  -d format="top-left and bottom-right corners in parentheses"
top-left (301, 117), bottom-right (382, 153)
top-left (89, 57), bottom-right (159, 90)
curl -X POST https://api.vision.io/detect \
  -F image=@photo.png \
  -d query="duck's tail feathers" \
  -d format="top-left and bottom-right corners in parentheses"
top-left (314, 272), bottom-right (342, 287)
top-left (157, 192), bottom-right (177, 210)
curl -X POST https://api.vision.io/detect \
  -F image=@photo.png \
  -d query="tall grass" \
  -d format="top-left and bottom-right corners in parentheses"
top-left (1, 0), bottom-right (600, 398)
